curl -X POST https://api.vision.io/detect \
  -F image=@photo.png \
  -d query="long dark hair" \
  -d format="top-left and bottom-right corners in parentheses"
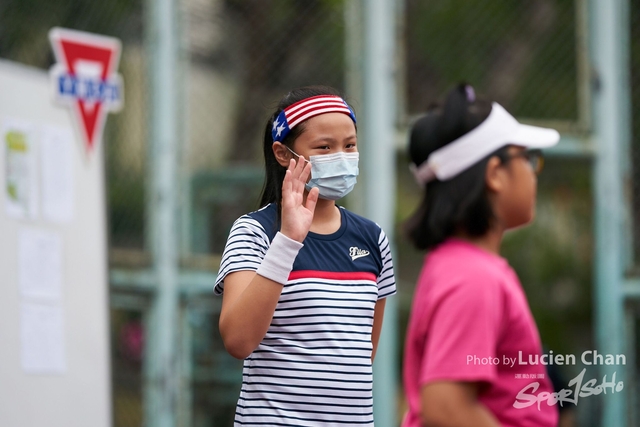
top-left (404, 83), bottom-right (508, 250)
top-left (259, 85), bottom-right (344, 210)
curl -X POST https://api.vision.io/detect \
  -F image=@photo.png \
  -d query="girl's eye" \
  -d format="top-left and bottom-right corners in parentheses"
top-left (316, 145), bottom-right (330, 150)
top-left (346, 143), bottom-right (356, 149)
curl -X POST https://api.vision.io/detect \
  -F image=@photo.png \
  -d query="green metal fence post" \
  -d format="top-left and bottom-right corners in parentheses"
top-left (590, 0), bottom-right (631, 425)
top-left (144, 0), bottom-right (182, 425)
top-left (362, 1), bottom-right (399, 426)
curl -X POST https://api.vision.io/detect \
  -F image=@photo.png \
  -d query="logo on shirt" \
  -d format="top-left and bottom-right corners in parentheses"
top-left (349, 247), bottom-right (370, 261)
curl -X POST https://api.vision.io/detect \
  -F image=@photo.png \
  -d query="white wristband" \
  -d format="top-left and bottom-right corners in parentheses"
top-left (256, 232), bottom-right (303, 285)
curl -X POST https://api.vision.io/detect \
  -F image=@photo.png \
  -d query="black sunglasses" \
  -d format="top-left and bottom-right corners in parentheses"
top-left (499, 149), bottom-right (544, 174)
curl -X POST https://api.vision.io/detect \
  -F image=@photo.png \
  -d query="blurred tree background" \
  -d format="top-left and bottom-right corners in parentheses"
top-left (398, 0), bottom-right (594, 400)
top-left (631, 0), bottom-right (640, 274)
top-left (405, 0), bottom-right (579, 121)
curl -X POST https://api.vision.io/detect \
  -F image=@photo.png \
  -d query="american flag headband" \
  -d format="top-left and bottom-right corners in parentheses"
top-left (271, 95), bottom-right (357, 142)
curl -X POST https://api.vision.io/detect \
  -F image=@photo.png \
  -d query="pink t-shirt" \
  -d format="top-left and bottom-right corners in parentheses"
top-left (402, 239), bottom-right (558, 427)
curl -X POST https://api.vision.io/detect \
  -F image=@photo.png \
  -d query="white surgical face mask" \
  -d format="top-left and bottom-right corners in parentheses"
top-left (287, 148), bottom-right (359, 200)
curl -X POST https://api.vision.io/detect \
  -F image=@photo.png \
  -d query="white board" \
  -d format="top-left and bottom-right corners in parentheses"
top-left (0, 59), bottom-right (111, 427)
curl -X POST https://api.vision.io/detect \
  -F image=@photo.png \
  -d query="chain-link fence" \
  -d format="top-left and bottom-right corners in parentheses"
top-left (185, 0), bottom-right (347, 256)
top-left (1, 0), bottom-right (148, 425)
top-left (401, 3), bottom-right (593, 426)
top-left (629, 0), bottom-right (640, 419)
top-left (631, 0), bottom-right (640, 274)
top-left (183, 2), bottom-right (349, 423)
top-left (1, 0), bottom-right (629, 426)
top-left (0, 0), bottom-right (148, 252)
top-left (404, 0), bottom-right (583, 125)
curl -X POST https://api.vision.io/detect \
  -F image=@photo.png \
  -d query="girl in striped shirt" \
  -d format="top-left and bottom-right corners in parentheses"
top-left (215, 85), bottom-right (397, 426)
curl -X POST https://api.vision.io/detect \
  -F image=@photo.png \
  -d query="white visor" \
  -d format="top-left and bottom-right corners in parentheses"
top-left (410, 102), bottom-right (560, 185)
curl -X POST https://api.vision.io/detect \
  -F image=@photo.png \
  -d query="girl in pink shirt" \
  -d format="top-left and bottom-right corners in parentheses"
top-left (403, 84), bottom-right (560, 427)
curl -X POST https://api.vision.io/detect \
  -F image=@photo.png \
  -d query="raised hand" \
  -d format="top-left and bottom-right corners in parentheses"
top-left (280, 156), bottom-right (319, 243)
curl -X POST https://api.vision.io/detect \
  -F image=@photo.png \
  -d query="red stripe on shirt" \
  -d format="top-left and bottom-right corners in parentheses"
top-left (288, 270), bottom-right (377, 282)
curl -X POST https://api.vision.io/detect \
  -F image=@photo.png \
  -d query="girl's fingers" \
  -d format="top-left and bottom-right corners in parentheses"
top-left (291, 154), bottom-right (303, 181)
top-left (282, 159), bottom-right (295, 199)
top-left (305, 186), bottom-right (319, 214)
top-left (285, 155), bottom-right (312, 201)
top-left (300, 158), bottom-right (312, 183)
top-left (292, 156), bottom-right (308, 193)
top-left (282, 170), bottom-right (291, 201)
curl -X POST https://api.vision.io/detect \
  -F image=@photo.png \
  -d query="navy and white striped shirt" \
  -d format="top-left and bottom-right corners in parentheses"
top-left (215, 203), bottom-right (396, 426)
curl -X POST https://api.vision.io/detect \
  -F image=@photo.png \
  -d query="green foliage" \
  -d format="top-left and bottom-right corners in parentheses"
top-left (405, 0), bottom-right (578, 120)
top-left (0, 0), bottom-right (142, 69)
top-left (629, 1), bottom-right (640, 266)
top-left (108, 177), bottom-right (145, 249)
top-left (503, 158), bottom-right (594, 361)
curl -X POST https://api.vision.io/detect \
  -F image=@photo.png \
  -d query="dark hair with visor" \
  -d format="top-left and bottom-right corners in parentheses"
top-left (404, 83), bottom-right (510, 250)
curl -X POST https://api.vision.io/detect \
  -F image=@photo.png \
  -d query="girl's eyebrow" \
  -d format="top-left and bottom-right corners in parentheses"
top-left (310, 137), bottom-right (337, 144)
top-left (310, 135), bottom-right (357, 144)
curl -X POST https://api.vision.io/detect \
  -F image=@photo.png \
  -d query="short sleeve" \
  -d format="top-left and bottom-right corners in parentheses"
top-left (214, 215), bottom-right (270, 295)
top-left (376, 228), bottom-right (396, 299)
top-left (420, 276), bottom-right (503, 386)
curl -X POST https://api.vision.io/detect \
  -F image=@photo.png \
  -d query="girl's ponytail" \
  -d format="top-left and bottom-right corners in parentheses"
top-left (405, 83), bottom-right (502, 250)
top-left (438, 83), bottom-right (479, 147)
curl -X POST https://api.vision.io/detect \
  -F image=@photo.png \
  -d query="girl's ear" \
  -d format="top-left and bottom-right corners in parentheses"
top-left (485, 156), bottom-right (505, 193)
top-left (272, 142), bottom-right (292, 167)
